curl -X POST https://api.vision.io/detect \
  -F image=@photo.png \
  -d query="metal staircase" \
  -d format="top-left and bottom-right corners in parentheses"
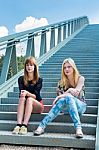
top-left (0, 24), bottom-right (99, 150)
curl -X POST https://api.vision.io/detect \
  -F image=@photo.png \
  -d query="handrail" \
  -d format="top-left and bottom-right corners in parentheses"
top-left (0, 16), bottom-right (89, 85)
top-left (0, 25), bottom-right (87, 99)
top-left (0, 16), bottom-right (88, 43)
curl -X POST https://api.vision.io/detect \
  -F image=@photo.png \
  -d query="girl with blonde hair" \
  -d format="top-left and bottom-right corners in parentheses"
top-left (34, 58), bottom-right (86, 138)
top-left (12, 57), bottom-right (44, 135)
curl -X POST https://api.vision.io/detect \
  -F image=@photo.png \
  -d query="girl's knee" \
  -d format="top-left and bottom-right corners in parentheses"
top-left (57, 95), bottom-right (73, 106)
top-left (19, 97), bottom-right (25, 102)
top-left (26, 97), bottom-right (34, 104)
top-left (57, 98), bottom-right (65, 105)
top-left (66, 95), bottom-right (74, 102)
top-left (27, 97), bottom-right (32, 100)
top-left (78, 103), bottom-right (87, 115)
top-left (66, 93), bottom-right (74, 99)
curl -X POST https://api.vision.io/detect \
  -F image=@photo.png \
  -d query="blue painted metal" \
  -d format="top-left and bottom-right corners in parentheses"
top-left (74, 20), bottom-right (77, 32)
top-left (57, 26), bottom-right (61, 44)
top-left (10, 43), bottom-right (18, 77)
top-left (71, 21), bottom-right (74, 34)
top-left (40, 30), bottom-right (47, 56)
top-left (0, 16), bottom-right (89, 85)
top-left (0, 41), bottom-right (17, 84)
top-left (0, 16), bottom-right (89, 44)
top-left (50, 27), bottom-right (55, 49)
top-left (68, 22), bottom-right (71, 36)
top-left (63, 24), bottom-right (66, 40)
top-left (26, 34), bottom-right (35, 57)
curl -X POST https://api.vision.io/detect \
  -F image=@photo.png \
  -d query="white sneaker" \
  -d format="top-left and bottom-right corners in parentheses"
top-left (76, 128), bottom-right (83, 138)
top-left (34, 127), bottom-right (44, 136)
top-left (12, 126), bottom-right (21, 134)
top-left (19, 126), bottom-right (27, 135)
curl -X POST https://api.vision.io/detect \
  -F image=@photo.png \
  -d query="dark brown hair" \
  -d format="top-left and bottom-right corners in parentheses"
top-left (24, 57), bottom-right (39, 85)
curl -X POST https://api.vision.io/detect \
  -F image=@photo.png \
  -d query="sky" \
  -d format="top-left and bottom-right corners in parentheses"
top-left (0, 0), bottom-right (99, 37)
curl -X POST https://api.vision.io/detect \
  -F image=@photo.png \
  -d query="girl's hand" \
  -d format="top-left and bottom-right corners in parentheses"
top-left (68, 88), bottom-right (79, 97)
top-left (20, 90), bottom-right (28, 97)
top-left (52, 96), bottom-right (59, 106)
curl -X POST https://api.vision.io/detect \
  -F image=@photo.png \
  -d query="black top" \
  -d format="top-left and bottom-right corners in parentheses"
top-left (18, 76), bottom-right (43, 101)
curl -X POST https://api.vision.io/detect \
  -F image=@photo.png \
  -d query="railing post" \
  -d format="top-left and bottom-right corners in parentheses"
top-left (71, 21), bottom-right (74, 34)
top-left (40, 30), bottom-right (47, 56)
top-left (9, 42), bottom-right (18, 78)
top-left (74, 20), bottom-right (77, 32)
top-left (50, 27), bottom-right (55, 49)
top-left (76, 19), bottom-right (79, 30)
top-left (57, 26), bottom-right (61, 44)
top-left (26, 34), bottom-right (35, 57)
top-left (0, 41), bottom-right (18, 84)
top-left (67, 22), bottom-right (71, 37)
top-left (63, 24), bottom-right (66, 40)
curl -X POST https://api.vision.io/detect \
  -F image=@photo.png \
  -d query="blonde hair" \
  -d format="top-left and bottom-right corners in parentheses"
top-left (60, 58), bottom-right (80, 89)
top-left (24, 57), bottom-right (39, 85)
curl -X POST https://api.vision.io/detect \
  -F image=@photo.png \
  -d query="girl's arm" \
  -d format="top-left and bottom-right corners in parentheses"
top-left (52, 89), bottom-right (70, 106)
top-left (75, 76), bottom-right (85, 92)
top-left (26, 91), bottom-right (36, 99)
top-left (26, 78), bottom-right (43, 99)
top-left (18, 76), bottom-right (24, 92)
top-left (64, 76), bottom-right (85, 97)
top-left (33, 78), bottom-right (43, 96)
top-left (53, 76), bottom-right (85, 105)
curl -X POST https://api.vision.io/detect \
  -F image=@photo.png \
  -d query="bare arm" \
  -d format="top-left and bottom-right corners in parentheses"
top-left (53, 89), bottom-right (70, 106)
top-left (65, 76), bottom-right (85, 97)
top-left (53, 76), bottom-right (85, 105)
top-left (75, 76), bottom-right (85, 92)
top-left (20, 90), bottom-right (36, 99)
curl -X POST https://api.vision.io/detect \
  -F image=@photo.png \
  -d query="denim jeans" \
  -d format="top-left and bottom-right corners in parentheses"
top-left (39, 95), bottom-right (87, 129)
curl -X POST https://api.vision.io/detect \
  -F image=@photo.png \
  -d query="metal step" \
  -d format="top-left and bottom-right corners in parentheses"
top-left (40, 74), bottom-right (99, 78)
top-left (1, 98), bottom-right (98, 106)
top-left (0, 131), bottom-right (95, 149)
top-left (0, 112), bottom-right (97, 124)
top-left (13, 86), bottom-right (99, 93)
top-left (7, 91), bottom-right (99, 99)
top-left (0, 121), bottom-right (96, 135)
top-left (33, 77), bottom-right (99, 82)
top-left (0, 104), bottom-right (97, 115)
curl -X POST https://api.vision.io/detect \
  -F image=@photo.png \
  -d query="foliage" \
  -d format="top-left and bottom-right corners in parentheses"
top-left (17, 56), bottom-right (25, 71)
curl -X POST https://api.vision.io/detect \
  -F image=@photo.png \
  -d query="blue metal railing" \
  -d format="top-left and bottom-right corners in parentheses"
top-left (0, 16), bottom-right (89, 85)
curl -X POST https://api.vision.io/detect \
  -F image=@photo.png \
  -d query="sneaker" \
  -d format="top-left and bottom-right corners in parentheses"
top-left (34, 127), bottom-right (44, 136)
top-left (19, 126), bottom-right (27, 135)
top-left (12, 126), bottom-right (21, 134)
top-left (76, 128), bottom-right (83, 138)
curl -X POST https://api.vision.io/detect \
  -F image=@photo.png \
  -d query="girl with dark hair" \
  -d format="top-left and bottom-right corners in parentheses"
top-left (12, 57), bottom-right (44, 135)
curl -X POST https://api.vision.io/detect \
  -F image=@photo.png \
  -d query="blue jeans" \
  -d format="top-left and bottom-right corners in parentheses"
top-left (39, 95), bottom-right (87, 129)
